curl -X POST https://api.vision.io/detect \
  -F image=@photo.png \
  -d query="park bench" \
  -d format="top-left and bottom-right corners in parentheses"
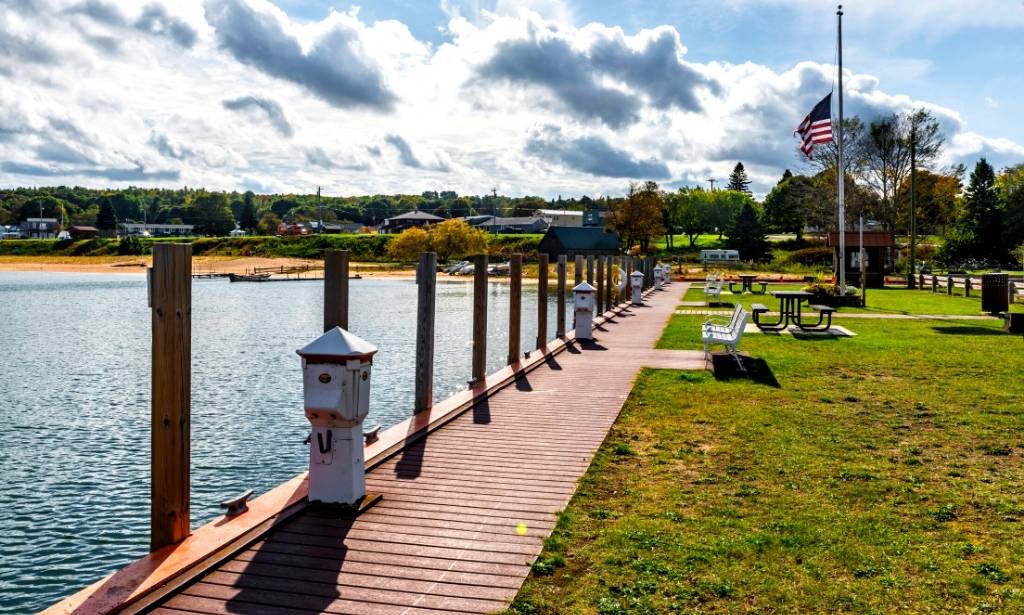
top-left (701, 306), bottom-right (749, 371)
top-left (703, 304), bottom-right (744, 334)
top-left (800, 304), bottom-right (836, 330)
top-left (703, 277), bottom-right (723, 305)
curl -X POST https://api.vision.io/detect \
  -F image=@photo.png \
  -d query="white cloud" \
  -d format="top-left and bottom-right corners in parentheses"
top-left (0, 1), bottom-right (1019, 198)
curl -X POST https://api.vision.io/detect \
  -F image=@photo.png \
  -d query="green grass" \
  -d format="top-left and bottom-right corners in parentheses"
top-left (509, 317), bottom-right (1024, 613)
top-left (682, 284), bottom-right (1023, 315)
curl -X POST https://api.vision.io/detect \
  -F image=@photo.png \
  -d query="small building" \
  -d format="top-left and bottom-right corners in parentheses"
top-left (538, 227), bottom-right (621, 258)
top-left (537, 209), bottom-right (584, 228)
top-left (120, 223), bottom-right (194, 237)
top-left (21, 218), bottom-right (59, 239)
top-left (583, 209), bottom-right (610, 228)
top-left (826, 230), bottom-right (895, 288)
top-left (381, 210), bottom-right (444, 234)
top-left (229, 227), bottom-right (247, 237)
top-left (458, 215), bottom-right (495, 227)
top-left (477, 216), bottom-right (549, 234)
top-left (69, 225), bottom-right (100, 240)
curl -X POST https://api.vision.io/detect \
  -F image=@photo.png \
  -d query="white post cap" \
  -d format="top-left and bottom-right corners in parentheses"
top-left (297, 327), bottom-right (378, 363)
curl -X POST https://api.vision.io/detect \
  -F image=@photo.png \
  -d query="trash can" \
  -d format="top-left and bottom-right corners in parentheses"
top-left (981, 273), bottom-right (1009, 314)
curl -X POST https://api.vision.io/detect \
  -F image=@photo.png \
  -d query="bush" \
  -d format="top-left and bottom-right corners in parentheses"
top-left (786, 247), bottom-right (832, 266)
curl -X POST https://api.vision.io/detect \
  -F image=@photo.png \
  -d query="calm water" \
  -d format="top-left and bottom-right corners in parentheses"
top-left (0, 272), bottom-right (569, 614)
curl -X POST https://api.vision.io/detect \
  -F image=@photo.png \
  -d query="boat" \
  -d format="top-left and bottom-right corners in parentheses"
top-left (228, 273), bottom-right (272, 282)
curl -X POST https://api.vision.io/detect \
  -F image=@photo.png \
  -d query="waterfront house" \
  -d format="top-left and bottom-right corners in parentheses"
top-left (537, 208), bottom-right (584, 228)
top-left (381, 210), bottom-right (445, 234)
top-left (539, 226), bottom-right (621, 258)
top-left (68, 225), bottom-right (100, 240)
top-left (21, 217), bottom-right (59, 238)
top-left (476, 216), bottom-right (549, 234)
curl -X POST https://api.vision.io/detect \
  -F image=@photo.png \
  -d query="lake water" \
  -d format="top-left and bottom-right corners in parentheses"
top-left (0, 271), bottom-right (570, 614)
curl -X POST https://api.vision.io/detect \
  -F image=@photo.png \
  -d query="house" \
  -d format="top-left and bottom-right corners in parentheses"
top-left (476, 216), bottom-right (549, 234)
top-left (536, 209), bottom-right (584, 228)
top-left (458, 215), bottom-right (495, 227)
top-left (583, 209), bottom-right (611, 227)
top-left (120, 223), bottom-right (194, 237)
top-left (826, 230), bottom-right (895, 288)
top-left (68, 225), bottom-right (100, 240)
top-left (20, 218), bottom-right (59, 239)
top-left (538, 227), bottom-right (621, 258)
top-left (381, 210), bottom-right (444, 234)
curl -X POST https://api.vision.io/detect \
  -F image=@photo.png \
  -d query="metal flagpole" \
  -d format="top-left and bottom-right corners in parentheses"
top-left (836, 4), bottom-right (846, 289)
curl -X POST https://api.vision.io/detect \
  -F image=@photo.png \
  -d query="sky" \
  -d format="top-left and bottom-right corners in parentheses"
top-left (1, 0), bottom-right (1023, 199)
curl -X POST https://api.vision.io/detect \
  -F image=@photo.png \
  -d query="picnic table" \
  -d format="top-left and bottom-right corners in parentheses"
top-left (751, 290), bottom-right (836, 331)
top-left (729, 274), bottom-right (766, 294)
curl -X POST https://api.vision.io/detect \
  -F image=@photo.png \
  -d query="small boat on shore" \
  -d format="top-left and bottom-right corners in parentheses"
top-left (228, 272), bottom-right (272, 282)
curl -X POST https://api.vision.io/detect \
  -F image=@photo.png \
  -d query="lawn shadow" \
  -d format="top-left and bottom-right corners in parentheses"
top-left (932, 325), bottom-right (1006, 336)
top-left (710, 353), bottom-right (780, 388)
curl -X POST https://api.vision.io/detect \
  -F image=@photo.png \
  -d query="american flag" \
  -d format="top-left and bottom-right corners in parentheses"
top-left (795, 93), bottom-right (833, 155)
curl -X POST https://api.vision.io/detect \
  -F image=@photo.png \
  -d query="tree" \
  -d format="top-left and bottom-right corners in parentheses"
top-left (256, 212), bottom-right (282, 235)
top-left (96, 197), bottom-right (117, 231)
top-left (895, 170), bottom-right (961, 235)
top-left (727, 162), bottom-right (752, 195)
top-left (608, 181), bottom-right (664, 252)
top-left (804, 116), bottom-right (867, 177)
top-left (763, 174), bottom-right (819, 240)
top-left (190, 192), bottom-right (236, 236)
top-left (387, 227), bottom-right (431, 261)
top-left (239, 191), bottom-right (258, 231)
top-left (946, 158), bottom-right (1004, 264)
top-left (271, 198), bottom-right (297, 219)
top-left (726, 201), bottom-right (771, 262)
top-left (706, 190), bottom-right (746, 239)
top-left (664, 188), bottom-right (711, 247)
top-left (17, 195), bottom-right (67, 223)
top-left (999, 164), bottom-right (1024, 254)
top-left (428, 219), bottom-right (489, 262)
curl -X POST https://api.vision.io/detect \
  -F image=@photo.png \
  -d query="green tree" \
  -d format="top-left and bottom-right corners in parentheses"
top-left (16, 195), bottom-right (67, 223)
top-left (726, 162), bottom-right (752, 195)
top-left (256, 212), bottom-right (282, 235)
top-left (763, 173), bottom-right (818, 240)
top-left (271, 198), bottom-right (297, 219)
top-left (727, 201), bottom-right (771, 262)
top-left (96, 197), bottom-right (117, 231)
top-left (665, 187), bottom-right (711, 247)
top-left (946, 158), bottom-right (1003, 264)
top-left (191, 192), bottom-right (236, 236)
top-left (706, 190), bottom-right (745, 239)
top-left (609, 181), bottom-right (664, 252)
top-left (239, 191), bottom-right (258, 231)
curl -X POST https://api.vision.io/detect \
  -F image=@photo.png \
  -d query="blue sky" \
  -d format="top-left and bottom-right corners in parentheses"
top-left (1, 0), bottom-right (1021, 197)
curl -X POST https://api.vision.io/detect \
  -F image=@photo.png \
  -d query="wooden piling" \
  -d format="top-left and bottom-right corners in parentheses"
top-left (150, 243), bottom-right (191, 552)
top-left (947, 274), bottom-right (953, 296)
top-left (323, 250), bottom-right (349, 331)
top-left (507, 254), bottom-right (522, 366)
top-left (965, 277), bottom-right (972, 297)
top-left (595, 255), bottom-right (604, 314)
top-left (556, 255), bottom-right (567, 337)
top-left (414, 252), bottom-right (436, 413)
top-left (472, 254), bottom-right (488, 383)
top-left (931, 274), bottom-right (937, 293)
top-left (537, 254), bottom-right (548, 348)
top-left (586, 255), bottom-right (594, 284)
top-left (574, 255), bottom-right (583, 287)
top-left (606, 257), bottom-right (613, 308)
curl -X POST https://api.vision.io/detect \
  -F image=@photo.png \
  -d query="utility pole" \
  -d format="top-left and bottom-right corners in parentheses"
top-left (317, 186), bottom-right (323, 234)
top-left (706, 178), bottom-right (717, 192)
top-left (908, 128), bottom-right (917, 289)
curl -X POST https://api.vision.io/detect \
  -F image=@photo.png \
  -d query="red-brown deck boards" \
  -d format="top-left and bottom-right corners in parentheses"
top-left (143, 283), bottom-right (690, 614)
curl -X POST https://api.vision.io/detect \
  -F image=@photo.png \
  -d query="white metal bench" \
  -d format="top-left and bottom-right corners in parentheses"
top-left (703, 304), bottom-right (743, 334)
top-left (703, 277), bottom-right (723, 306)
top-left (701, 306), bottom-right (749, 370)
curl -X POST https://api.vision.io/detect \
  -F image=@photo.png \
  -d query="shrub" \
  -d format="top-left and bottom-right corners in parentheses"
top-left (786, 246), bottom-right (833, 266)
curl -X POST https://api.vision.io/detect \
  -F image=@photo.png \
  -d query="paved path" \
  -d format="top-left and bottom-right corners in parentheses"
top-left (675, 309), bottom-right (999, 320)
top-left (147, 282), bottom-right (693, 615)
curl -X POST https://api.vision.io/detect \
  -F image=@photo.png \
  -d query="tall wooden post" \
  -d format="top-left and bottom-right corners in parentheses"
top-left (574, 255), bottom-right (583, 287)
top-left (471, 254), bottom-right (488, 383)
top-left (596, 255), bottom-right (604, 314)
top-left (323, 250), bottom-right (349, 331)
top-left (947, 274), bottom-right (953, 296)
top-left (602, 256), bottom-right (610, 309)
top-left (586, 255), bottom-right (594, 284)
top-left (414, 252), bottom-right (436, 413)
top-left (556, 255), bottom-right (567, 337)
top-left (507, 254), bottom-right (522, 365)
top-left (537, 254), bottom-right (548, 348)
top-left (150, 243), bottom-right (191, 551)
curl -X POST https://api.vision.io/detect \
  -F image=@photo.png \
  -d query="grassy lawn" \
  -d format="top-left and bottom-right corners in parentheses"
top-left (682, 284), bottom-right (1023, 315)
top-left (509, 317), bottom-right (1024, 614)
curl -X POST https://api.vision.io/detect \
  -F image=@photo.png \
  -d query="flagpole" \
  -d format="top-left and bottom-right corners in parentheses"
top-left (836, 4), bottom-right (846, 289)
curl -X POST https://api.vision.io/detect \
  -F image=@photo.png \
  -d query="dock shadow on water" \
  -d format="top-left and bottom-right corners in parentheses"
top-left (710, 353), bottom-right (780, 388)
top-left (224, 507), bottom-right (351, 613)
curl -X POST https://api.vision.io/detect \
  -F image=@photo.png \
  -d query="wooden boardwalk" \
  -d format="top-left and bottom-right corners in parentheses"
top-left (141, 282), bottom-right (693, 615)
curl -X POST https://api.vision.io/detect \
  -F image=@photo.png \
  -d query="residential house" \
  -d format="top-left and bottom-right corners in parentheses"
top-left (120, 223), bottom-right (194, 236)
top-left (68, 225), bottom-right (100, 239)
top-left (381, 210), bottom-right (445, 234)
top-left (477, 216), bottom-right (549, 234)
top-left (536, 209), bottom-right (584, 228)
top-left (20, 218), bottom-right (59, 239)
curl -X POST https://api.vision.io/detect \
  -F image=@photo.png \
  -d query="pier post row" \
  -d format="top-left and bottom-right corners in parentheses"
top-left (414, 252), bottom-right (436, 413)
top-left (631, 269), bottom-right (645, 305)
top-left (536, 253), bottom-right (549, 349)
top-left (556, 255), bottom-right (567, 337)
top-left (296, 327), bottom-right (377, 506)
top-left (471, 254), bottom-right (488, 383)
top-left (573, 281), bottom-right (596, 341)
top-left (323, 250), bottom-right (350, 331)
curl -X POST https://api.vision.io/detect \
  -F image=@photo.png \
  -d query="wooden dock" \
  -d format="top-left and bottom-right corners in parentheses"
top-left (145, 282), bottom-right (691, 614)
top-left (46, 258), bottom-right (698, 615)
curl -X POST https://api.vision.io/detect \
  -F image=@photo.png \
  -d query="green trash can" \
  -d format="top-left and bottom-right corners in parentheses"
top-left (981, 273), bottom-right (1009, 314)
